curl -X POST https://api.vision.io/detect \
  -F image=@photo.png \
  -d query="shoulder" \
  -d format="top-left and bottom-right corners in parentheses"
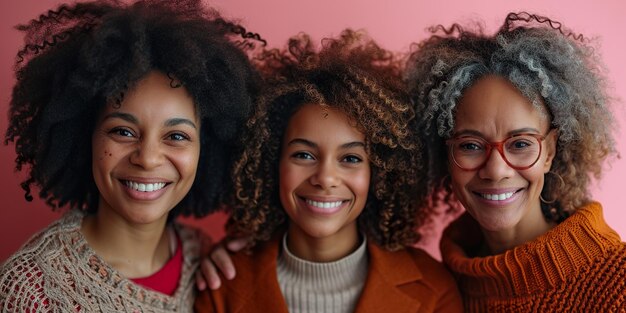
top-left (174, 222), bottom-right (208, 261)
top-left (172, 222), bottom-right (208, 286)
top-left (365, 244), bottom-right (463, 312)
top-left (228, 236), bottom-right (281, 275)
top-left (0, 252), bottom-right (49, 310)
top-left (175, 222), bottom-right (204, 243)
top-left (594, 242), bottom-right (626, 279)
top-left (1, 212), bottom-right (79, 274)
top-left (210, 237), bottom-right (281, 290)
top-left (570, 243), bottom-right (626, 310)
top-left (403, 246), bottom-right (459, 291)
top-left (399, 247), bottom-right (464, 312)
top-left (0, 220), bottom-right (67, 311)
top-left (1, 210), bottom-right (90, 301)
top-left (195, 238), bottom-right (283, 313)
top-left (368, 243), bottom-right (458, 292)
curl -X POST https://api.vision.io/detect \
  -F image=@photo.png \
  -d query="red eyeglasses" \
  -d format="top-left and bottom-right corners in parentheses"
top-left (446, 130), bottom-right (554, 171)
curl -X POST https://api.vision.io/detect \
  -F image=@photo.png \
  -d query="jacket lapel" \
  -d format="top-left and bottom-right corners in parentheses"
top-left (354, 243), bottom-right (423, 313)
top-left (224, 235), bottom-right (290, 313)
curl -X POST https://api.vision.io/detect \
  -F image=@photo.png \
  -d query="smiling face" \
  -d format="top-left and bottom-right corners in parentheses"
top-left (92, 71), bottom-right (200, 226)
top-left (450, 75), bottom-right (557, 234)
top-left (279, 103), bottom-right (370, 256)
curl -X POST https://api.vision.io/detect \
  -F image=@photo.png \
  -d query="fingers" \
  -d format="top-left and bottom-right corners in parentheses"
top-left (195, 270), bottom-right (207, 291)
top-left (211, 245), bottom-right (236, 280)
top-left (196, 237), bottom-right (249, 291)
top-left (200, 257), bottom-right (222, 290)
top-left (225, 237), bottom-right (248, 252)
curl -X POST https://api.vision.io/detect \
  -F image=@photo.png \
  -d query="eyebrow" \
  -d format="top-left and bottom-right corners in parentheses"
top-left (453, 127), bottom-right (541, 138)
top-left (101, 112), bottom-right (197, 129)
top-left (287, 138), bottom-right (365, 149)
top-left (102, 112), bottom-right (137, 124)
top-left (164, 117), bottom-right (198, 129)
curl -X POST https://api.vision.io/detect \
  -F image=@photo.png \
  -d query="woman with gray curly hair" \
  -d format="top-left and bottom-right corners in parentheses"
top-left (407, 12), bottom-right (625, 312)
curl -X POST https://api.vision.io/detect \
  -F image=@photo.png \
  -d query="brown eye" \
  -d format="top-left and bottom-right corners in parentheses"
top-left (168, 132), bottom-right (189, 141)
top-left (110, 127), bottom-right (134, 137)
top-left (507, 138), bottom-right (534, 151)
top-left (456, 138), bottom-right (485, 154)
top-left (292, 152), bottom-right (314, 160)
top-left (342, 155), bottom-right (362, 163)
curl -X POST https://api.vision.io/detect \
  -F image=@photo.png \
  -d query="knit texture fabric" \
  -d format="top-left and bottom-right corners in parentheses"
top-left (0, 209), bottom-right (201, 312)
top-left (441, 202), bottom-right (626, 312)
top-left (277, 234), bottom-right (368, 313)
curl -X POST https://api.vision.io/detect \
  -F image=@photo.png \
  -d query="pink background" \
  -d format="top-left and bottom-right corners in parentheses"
top-left (1, 0), bottom-right (624, 261)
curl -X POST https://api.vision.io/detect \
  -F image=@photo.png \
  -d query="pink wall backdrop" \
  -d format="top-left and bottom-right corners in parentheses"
top-left (1, 0), bottom-right (625, 261)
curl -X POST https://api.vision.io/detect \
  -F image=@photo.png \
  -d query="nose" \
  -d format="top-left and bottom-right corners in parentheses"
top-left (478, 148), bottom-right (515, 181)
top-left (309, 159), bottom-right (341, 189)
top-left (129, 138), bottom-right (164, 169)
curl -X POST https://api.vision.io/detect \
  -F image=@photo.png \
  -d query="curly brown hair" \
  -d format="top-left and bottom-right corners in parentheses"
top-left (406, 12), bottom-right (617, 222)
top-left (226, 29), bottom-right (428, 251)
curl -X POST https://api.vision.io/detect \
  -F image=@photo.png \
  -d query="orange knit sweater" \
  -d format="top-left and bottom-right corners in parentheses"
top-left (441, 202), bottom-right (626, 312)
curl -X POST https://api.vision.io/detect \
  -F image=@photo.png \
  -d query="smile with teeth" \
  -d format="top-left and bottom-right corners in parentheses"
top-left (479, 191), bottom-right (516, 201)
top-left (305, 199), bottom-right (346, 209)
top-left (124, 180), bottom-right (167, 192)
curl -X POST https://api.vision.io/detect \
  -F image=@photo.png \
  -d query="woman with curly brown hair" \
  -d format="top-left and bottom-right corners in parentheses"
top-left (0, 0), bottom-right (261, 310)
top-left (406, 12), bottom-right (625, 312)
top-left (195, 30), bottom-right (462, 312)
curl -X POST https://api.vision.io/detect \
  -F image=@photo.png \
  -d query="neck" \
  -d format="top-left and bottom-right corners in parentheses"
top-left (81, 204), bottom-right (171, 278)
top-left (286, 223), bottom-right (360, 262)
top-left (482, 205), bottom-right (556, 255)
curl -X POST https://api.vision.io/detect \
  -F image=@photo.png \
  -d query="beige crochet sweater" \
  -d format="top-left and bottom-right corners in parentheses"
top-left (0, 209), bottom-right (201, 312)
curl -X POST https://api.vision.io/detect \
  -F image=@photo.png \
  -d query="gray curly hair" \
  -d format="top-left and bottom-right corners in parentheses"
top-left (406, 12), bottom-right (617, 221)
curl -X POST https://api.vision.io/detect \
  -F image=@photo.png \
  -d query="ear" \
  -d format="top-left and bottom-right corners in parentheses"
top-left (542, 129), bottom-right (558, 172)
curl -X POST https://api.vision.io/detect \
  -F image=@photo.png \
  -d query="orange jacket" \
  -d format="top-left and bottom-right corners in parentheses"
top-left (195, 235), bottom-right (463, 313)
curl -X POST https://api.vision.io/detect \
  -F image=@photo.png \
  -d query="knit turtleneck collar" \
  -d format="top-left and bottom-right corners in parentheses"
top-left (441, 202), bottom-right (623, 298)
top-left (277, 233), bottom-right (368, 291)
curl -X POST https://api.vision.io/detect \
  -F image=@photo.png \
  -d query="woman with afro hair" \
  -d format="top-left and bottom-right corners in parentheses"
top-left (407, 12), bottom-right (625, 311)
top-left (0, 0), bottom-right (261, 311)
top-left (195, 30), bottom-right (462, 313)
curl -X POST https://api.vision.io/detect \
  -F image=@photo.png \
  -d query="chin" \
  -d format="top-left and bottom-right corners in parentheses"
top-left (472, 210), bottom-right (521, 232)
top-left (126, 210), bottom-right (170, 225)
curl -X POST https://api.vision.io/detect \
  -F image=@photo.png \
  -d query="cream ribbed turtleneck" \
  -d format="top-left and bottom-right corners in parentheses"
top-left (276, 235), bottom-right (368, 313)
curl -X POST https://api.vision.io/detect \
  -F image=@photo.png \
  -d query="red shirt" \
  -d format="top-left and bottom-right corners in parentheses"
top-left (131, 236), bottom-right (183, 295)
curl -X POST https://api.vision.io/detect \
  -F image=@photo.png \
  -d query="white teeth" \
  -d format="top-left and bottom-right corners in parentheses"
top-left (125, 181), bottom-right (166, 192)
top-left (481, 192), bottom-right (514, 201)
top-left (305, 199), bottom-right (344, 209)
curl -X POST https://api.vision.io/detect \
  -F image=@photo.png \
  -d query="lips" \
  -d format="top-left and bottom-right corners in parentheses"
top-left (297, 196), bottom-right (350, 215)
top-left (120, 179), bottom-right (169, 192)
top-left (124, 180), bottom-right (168, 192)
top-left (305, 199), bottom-right (344, 209)
top-left (473, 188), bottom-right (523, 203)
top-left (120, 178), bottom-right (171, 201)
top-left (479, 191), bottom-right (514, 200)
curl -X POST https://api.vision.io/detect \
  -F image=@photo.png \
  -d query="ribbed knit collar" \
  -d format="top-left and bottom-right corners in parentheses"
top-left (277, 233), bottom-right (368, 292)
top-left (441, 202), bottom-right (622, 297)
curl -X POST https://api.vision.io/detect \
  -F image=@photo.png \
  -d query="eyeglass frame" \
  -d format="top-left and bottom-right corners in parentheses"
top-left (445, 129), bottom-right (555, 171)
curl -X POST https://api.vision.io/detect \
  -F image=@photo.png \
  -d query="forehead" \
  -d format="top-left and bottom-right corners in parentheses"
top-left (100, 71), bottom-right (197, 120)
top-left (454, 75), bottom-right (550, 136)
top-left (283, 103), bottom-right (364, 142)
